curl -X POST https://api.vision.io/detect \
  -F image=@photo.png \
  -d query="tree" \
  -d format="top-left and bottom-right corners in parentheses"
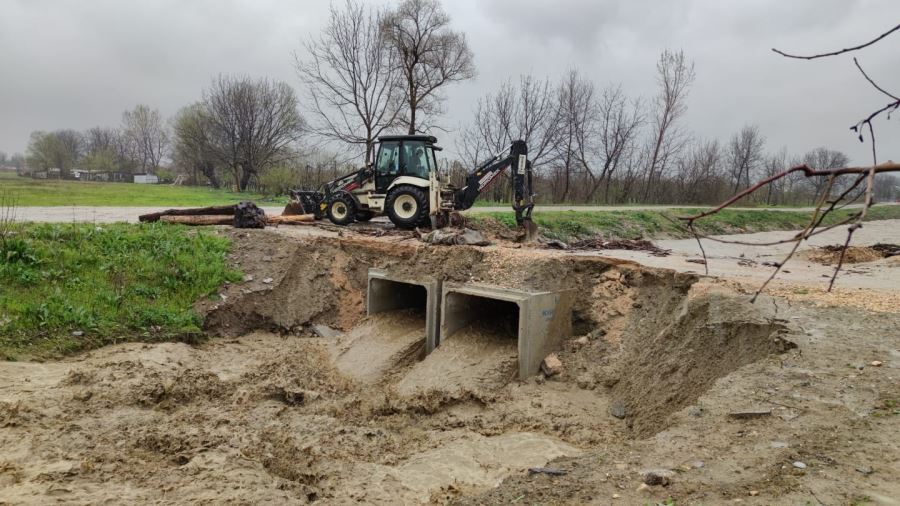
top-left (122, 105), bottom-right (169, 173)
top-left (296, 0), bottom-right (403, 163)
top-left (382, 0), bottom-right (475, 133)
top-left (26, 130), bottom-right (83, 178)
top-left (172, 104), bottom-right (222, 188)
top-left (641, 49), bottom-right (695, 202)
top-left (202, 75), bottom-right (305, 191)
top-left (726, 125), bottom-right (765, 194)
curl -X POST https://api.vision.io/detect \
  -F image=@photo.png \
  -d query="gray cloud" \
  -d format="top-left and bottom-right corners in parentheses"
top-left (1, 0), bottom-right (898, 165)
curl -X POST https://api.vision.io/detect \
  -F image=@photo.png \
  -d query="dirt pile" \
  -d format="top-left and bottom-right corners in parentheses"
top-left (803, 242), bottom-right (900, 265)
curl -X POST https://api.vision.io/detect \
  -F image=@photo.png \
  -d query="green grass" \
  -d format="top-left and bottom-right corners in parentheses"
top-left (472, 205), bottom-right (900, 242)
top-left (0, 222), bottom-right (242, 359)
top-left (0, 172), bottom-right (286, 206)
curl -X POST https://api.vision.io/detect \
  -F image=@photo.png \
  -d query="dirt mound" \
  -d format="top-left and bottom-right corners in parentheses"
top-left (603, 284), bottom-right (795, 436)
top-left (802, 243), bottom-right (900, 265)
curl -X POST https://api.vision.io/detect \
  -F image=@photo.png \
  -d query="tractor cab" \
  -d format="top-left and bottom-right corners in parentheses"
top-left (373, 135), bottom-right (442, 192)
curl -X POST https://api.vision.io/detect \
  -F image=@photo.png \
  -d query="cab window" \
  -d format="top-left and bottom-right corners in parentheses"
top-left (401, 141), bottom-right (432, 179)
top-left (376, 141), bottom-right (400, 176)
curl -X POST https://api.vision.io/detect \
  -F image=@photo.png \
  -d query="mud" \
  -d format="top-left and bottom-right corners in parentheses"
top-left (2, 229), bottom-right (898, 505)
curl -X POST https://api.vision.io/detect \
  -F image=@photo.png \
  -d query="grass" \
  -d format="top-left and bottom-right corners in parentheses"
top-left (471, 205), bottom-right (900, 242)
top-left (0, 172), bottom-right (287, 206)
top-left (0, 222), bottom-right (242, 359)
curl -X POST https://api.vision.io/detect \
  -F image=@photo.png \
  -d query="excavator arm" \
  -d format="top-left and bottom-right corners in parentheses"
top-left (453, 140), bottom-right (536, 233)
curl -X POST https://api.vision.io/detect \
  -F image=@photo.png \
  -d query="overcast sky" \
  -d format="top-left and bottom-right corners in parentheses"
top-left (1, 0), bottom-right (898, 165)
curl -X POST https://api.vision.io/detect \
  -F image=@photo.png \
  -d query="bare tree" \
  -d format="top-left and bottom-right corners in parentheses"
top-left (382, 0), bottom-right (475, 134)
top-left (591, 86), bottom-right (643, 202)
top-left (296, 0), bottom-right (403, 163)
top-left (203, 75), bottom-right (305, 191)
top-left (726, 124), bottom-right (765, 194)
top-left (641, 49), bottom-right (695, 202)
top-left (172, 104), bottom-right (222, 188)
top-left (122, 105), bottom-right (169, 173)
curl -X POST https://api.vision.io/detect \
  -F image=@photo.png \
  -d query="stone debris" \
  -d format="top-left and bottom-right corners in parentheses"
top-left (728, 409), bottom-right (773, 420)
top-left (792, 461), bottom-right (807, 470)
top-left (870, 360), bottom-right (883, 367)
top-left (608, 400), bottom-right (627, 419)
top-left (641, 468), bottom-right (674, 486)
top-left (541, 353), bottom-right (563, 377)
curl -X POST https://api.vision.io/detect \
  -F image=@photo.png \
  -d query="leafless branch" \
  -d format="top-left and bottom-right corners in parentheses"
top-left (772, 23), bottom-right (900, 59)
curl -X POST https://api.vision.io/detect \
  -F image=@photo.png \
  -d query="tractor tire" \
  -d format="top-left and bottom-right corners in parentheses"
top-left (355, 210), bottom-right (375, 222)
top-left (326, 193), bottom-right (356, 226)
top-left (386, 185), bottom-right (429, 229)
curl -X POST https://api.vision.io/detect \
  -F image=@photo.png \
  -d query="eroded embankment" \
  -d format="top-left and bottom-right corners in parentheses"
top-left (0, 230), bottom-right (798, 504)
top-left (203, 230), bottom-right (795, 436)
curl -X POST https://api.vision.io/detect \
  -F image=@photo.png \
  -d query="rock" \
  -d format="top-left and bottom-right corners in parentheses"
top-left (311, 324), bottom-right (342, 338)
top-left (855, 465), bottom-right (874, 475)
top-left (608, 400), bottom-right (627, 419)
top-left (870, 360), bottom-right (883, 367)
top-left (612, 494), bottom-right (621, 499)
top-left (792, 461), bottom-right (807, 470)
top-left (728, 409), bottom-right (772, 420)
top-left (71, 330), bottom-right (84, 337)
top-left (641, 468), bottom-right (674, 486)
top-left (243, 274), bottom-right (254, 282)
top-left (636, 483), bottom-right (652, 493)
top-left (540, 353), bottom-right (563, 377)
top-left (749, 490), bottom-right (759, 497)
top-left (690, 460), bottom-right (705, 469)
top-left (572, 336), bottom-right (590, 348)
top-left (262, 277), bottom-right (274, 284)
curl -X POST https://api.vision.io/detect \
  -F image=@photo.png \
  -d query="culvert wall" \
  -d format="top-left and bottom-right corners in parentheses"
top-left (367, 268), bottom-right (441, 353)
top-left (440, 283), bottom-right (574, 379)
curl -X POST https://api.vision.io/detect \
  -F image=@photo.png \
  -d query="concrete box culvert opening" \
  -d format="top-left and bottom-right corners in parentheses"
top-left (367, 268), bottom-right (440, 353)
top-left (440, 283), bottom-right (574, 379)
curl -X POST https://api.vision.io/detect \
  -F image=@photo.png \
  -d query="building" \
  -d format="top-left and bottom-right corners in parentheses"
top-left (133, 173), bottom-right (159, 184)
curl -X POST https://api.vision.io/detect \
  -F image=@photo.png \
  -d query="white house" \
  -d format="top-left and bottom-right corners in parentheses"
top-left (133, 173), bottom-right (159, 184)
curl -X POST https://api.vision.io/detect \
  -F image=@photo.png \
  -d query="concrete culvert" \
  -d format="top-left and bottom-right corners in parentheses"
top-left (440, 284), bottom-right (573, 380)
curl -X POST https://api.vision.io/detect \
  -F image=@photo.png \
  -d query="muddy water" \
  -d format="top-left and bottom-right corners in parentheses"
top-left (332, 310), bottom-right (427, 383)
top-left (397, 323), bottom-right (518, 396)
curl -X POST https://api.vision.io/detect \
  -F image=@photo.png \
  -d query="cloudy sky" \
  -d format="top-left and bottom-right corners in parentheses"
top-left (1, 0), bottom-right (898, 164)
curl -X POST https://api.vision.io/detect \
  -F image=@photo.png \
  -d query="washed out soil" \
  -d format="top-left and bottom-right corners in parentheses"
top-left (1, 229), bottom-right (898, 504)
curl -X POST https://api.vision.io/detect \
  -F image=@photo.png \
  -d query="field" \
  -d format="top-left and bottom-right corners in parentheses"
top-left (0, 172), bottom-right (285, 207)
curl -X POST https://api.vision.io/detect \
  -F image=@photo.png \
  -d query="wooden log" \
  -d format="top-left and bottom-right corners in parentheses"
top-left (139, 204), bottom-right (237, 223)
top-left (160, 215), bottom-right (234, 225)
top-left (267, 214), bottom-right (315, 225)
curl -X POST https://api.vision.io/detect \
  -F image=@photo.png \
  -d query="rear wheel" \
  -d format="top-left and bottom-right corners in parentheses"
top-left (326, 193), bottom-right (356, 226)
top-left (355, 210), bottom-right (375, 222)
top-left (386, 185), bottom-right (429, 229)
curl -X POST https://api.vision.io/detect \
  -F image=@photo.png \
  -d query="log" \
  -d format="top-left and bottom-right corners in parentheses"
top-left (139, 204), bottom-right (237, 223)
top-left (160, 215), bottom-right (233, 225)
top-left (267, 214), bottom-right (315, 225)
